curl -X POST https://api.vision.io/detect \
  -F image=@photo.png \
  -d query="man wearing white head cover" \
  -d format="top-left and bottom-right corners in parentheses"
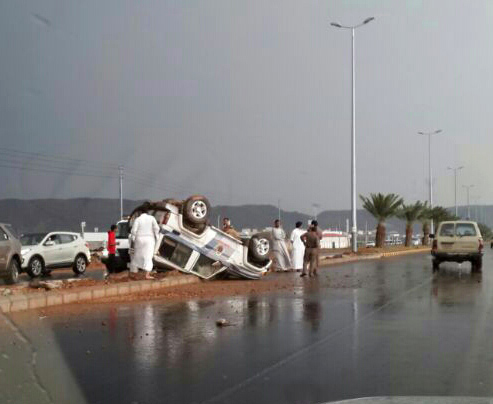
top-left (271, 219), bottom-right (292, 271)
top-left (129, 207), bottom-right (160, 280)
top-left (290, 221), bottom-right (305, 272)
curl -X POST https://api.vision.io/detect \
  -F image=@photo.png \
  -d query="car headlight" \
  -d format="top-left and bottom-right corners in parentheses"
top-left (21, 248), bottom-right (31, 256)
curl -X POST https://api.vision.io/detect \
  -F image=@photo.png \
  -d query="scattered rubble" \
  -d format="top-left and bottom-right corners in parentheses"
top-left (29, 280), bottom-right (63, 290)
top-left (216, 318), bottom-right (229, 327)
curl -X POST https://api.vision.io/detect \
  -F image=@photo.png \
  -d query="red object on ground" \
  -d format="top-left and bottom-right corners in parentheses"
top-left (108, 231), bottom-right (116, 254)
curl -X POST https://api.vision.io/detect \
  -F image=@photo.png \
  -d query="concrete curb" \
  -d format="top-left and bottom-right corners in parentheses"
top-left (321, 248), bottom-right (430, 267)
top-left (321, 254), bottom-right (382, 266)
top-left (0, 275), bottom-right (201, 314)
top-left (380, 248), bottom-right (430, 258)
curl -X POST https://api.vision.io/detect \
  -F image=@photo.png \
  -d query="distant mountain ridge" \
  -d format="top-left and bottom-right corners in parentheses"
top-left (0, 198), bottom-right (488, 235)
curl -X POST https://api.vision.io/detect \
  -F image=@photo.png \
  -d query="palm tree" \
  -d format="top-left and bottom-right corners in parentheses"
top-left (418, 203), bottom-right (431, 246)
top-left (360, 193), bottom-right (404, 248)
top-left (429, 206), bottom-right (458, 229)
top-left (397, 201), bottom-right (426, 247)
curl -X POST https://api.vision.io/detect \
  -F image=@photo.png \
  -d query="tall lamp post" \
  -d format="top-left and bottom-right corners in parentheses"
top-left (118, 165), bottom-right (124, 220)
top-left (312, 203), bottom-right (320, 221)
top-left (463, 184), bottom-right (474, 219)
top-left (331, 16), bottom-right (375, 253)
top-left (418, 129), bottom-right (442, 234)
top-left (471, 195), bottom-right (481, 221)
top-left (447, 165), bottom-right (464, 217)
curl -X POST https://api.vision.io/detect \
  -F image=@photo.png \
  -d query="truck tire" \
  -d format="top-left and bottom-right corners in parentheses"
top-left (183, 221), bottom-right (207, 235)
top-left (471, 257), bottom-right (482, 273)
top-left (249, 236), bottom-right (270, 262)
top-left (184, 195), bottom-right (210, 224)
top-left (432, 259), bottom-right (440, 272)
top-left (27, 256), bottom-right (44, 278)
top-left (4, 258), bottom-right (20, 285)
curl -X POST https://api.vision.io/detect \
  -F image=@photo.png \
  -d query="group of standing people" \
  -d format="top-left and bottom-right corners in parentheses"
top-left (105, 209), bottom-right (322, 280)
top-left (271, 219), bottom-right (322, 277)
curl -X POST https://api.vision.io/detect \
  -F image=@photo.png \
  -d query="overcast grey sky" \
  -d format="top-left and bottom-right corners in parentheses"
top-left (1, 0), bottom-right (493, 212)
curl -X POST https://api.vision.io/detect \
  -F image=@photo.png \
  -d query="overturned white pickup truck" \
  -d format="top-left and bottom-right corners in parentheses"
top-left (122, 196), bottom-right (271, 280)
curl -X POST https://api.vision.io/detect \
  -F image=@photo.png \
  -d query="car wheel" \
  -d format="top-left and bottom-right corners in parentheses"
top-left (73, 254), bottom-right (87, 275)
top-left (249, 237), bottom-right (270, 262)
top-left (4, 259), bottom-right (20, 285)
top-left (183, 195), bottom-right (210, 224)
top-left (27, 256), bottom-right (44, 278)
top-left (432, 259), bottom-right (440, 272)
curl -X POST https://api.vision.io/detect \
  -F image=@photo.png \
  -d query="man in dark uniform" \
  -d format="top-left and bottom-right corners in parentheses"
top-left (300, 221), bottom-right (322, 277)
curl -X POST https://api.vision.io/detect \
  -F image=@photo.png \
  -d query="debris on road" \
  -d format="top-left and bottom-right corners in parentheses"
top-left (216, 318), bottom-right (229, 327)
top-left (29, 279), bottom-right (63, 290)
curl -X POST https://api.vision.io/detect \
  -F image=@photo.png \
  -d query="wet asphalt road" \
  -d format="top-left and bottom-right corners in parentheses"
top-left (2, 251), bottom-right (493, 404)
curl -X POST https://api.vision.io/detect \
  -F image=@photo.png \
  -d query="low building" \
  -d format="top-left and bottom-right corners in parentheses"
top-left (320, 230), bottom-right (350, 249)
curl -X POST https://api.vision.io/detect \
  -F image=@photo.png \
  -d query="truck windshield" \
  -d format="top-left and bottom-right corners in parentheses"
top-left (440, 224), bottom-right (455, 236)
top-left (116, 222), bottom-right (129, 239)
top-left (456, 223), bottom-right (477, 237)
top-left (191, 255), bottom-right (224, 278)
top-left (159, 237), bottom-right (193, 269)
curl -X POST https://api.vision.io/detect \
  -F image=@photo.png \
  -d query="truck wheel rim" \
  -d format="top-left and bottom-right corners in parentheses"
top-left (191, 201), bottom-right (207, 219)
top-left (256, 239), bottom-right (269, 256)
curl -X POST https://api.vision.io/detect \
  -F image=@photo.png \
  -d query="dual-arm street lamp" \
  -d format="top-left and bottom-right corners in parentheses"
top-left (418, 129), bottom-right (442, 234)
top-left (447, 165), bottom-right (464, 217)
top-left (331, 17), bottom-right (375, 253)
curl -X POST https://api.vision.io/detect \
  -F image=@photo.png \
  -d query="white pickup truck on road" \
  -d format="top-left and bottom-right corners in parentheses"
top-left (103, 196), bottom-right (271, 279)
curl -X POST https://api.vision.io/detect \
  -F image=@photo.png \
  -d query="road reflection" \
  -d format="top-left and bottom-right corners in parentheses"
top-left (303, 300), bottom-right (322, 331)
top-left (431, 270), bottom-right (483, 306)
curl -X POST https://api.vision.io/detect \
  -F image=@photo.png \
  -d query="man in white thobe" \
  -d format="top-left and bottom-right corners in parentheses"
top-left (290, 221), bottom-right (305, 272)
top-left (129, 209), bottom-right (160, 280)
top-left (271, 219), bottom-right (292, 271)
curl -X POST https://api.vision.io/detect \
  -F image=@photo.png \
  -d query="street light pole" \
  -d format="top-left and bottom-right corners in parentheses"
top-left (118, 165), bottom-right (124, 220)
top-left (418, 129), bottom-right (442, 234)
top-left (312, 203), bottom-right (320, 221)
top-left (463, 184), bottom-right (474, 219)
top-left (472, 196), bottom-right (481, 221)
top-left (447, 165), bottom-right (464, 217)
top-left (277, 198), bottom-right (281, 222)
top-left (331, 16), bottom-right (375, 253)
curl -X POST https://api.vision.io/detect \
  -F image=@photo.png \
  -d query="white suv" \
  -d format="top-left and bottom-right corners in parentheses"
top-left (20, 232), bottom-right (91, 277)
